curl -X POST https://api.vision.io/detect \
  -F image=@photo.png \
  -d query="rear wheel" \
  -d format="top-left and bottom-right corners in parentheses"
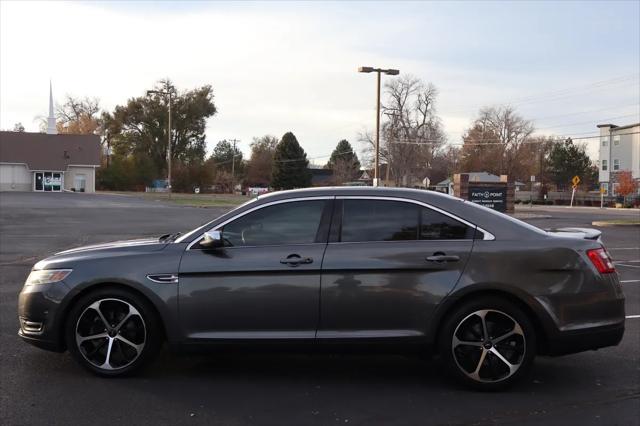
top-left (65, 287), bottom-right (162, 377)
top-left (439, 297), bottom-right (536, 390)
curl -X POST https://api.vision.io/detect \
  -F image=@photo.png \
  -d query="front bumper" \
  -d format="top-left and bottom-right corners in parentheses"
top-left (17, 281), bottom-right (70, 353)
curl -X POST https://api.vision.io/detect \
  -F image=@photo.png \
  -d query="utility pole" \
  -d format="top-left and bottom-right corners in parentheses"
top-left (229, 138), bottom-right (240, 194)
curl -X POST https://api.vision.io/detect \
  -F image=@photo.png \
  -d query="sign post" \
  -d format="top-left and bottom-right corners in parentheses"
top-left (570, 176), bottom-right (580, 208)
top-left (530, 175), bottom-right (535, 207)
top-left (600, 185), bottom-right (605, 209)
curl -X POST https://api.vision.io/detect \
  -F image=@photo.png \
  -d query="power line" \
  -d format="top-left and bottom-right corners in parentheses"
top-left (530, 103), bottom-right (640, 122)
top-left (385, 131), bottom-right (640, 146)
top-left (535, 113), bottom-right (640, 130)
top-left (443, 74), bottom-right (639, 114)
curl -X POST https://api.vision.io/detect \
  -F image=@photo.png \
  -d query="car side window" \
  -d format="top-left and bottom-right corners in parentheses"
top-left (420, 208), bottom-right (474, 240)
top-left (339, 199), bottom-right (474, 242)
top-left (341, 200), bottom-right (419, 242)
top-left (221, 200), bottom-right (327, 247)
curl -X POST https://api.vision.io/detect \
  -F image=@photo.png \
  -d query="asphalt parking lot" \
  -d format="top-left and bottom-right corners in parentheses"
top-left (1, 192), bottom-right (638, 426)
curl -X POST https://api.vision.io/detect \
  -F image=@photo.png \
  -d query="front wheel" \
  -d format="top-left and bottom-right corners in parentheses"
top-left (65, 287), bottom-right (162, 377)
top-left (438, 297), bottom-right (536, 390)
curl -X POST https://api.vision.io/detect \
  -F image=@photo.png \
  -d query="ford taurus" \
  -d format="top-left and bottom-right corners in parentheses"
top-left (18, 187), bottom-right (625, 390)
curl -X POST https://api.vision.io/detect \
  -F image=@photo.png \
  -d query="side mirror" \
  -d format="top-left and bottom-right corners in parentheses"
top-left (200, 230), bottom-right (224, 248)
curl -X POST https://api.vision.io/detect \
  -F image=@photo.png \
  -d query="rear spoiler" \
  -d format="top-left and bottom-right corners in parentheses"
top-left (545, 227), bottom-right (602, 241)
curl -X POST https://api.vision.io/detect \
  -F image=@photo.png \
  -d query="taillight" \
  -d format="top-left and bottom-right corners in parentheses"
top-left (587, 248), bottom-right (616, 274)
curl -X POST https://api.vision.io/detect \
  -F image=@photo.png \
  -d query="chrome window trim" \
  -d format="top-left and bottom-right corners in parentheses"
top-left (186, 196), bottom-right (335, 250)
top-left (336, 195), bottom-right (496, 241)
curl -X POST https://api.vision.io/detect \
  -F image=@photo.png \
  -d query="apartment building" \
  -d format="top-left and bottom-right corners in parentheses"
top-left (597, 122), bottom-right (640, 195)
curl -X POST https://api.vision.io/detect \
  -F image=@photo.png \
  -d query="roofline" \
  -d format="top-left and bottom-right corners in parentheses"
top-left (612, 122), bottom-right (640, 131)
top-left (597, 122), bottom-right (640, 130)
top-left (0, 162), bottom-right (99, 170)
top-left (0, 130), bottom-right (100, 138)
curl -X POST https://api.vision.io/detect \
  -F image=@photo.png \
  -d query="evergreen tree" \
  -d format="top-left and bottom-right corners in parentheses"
top-left (548, 138), bottom-right (593, 190)
top-left (271, 132), bottom-right (311, 189)
top-left (326, 139), bottom-right (360, 184)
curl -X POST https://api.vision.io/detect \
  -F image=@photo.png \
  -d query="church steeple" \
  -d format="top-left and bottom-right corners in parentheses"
top-left (46, 80), bottom-right (57, 135)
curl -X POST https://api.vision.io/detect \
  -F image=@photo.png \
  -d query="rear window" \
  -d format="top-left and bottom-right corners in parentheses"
top-left (340, 199), bottom-right (474, 242)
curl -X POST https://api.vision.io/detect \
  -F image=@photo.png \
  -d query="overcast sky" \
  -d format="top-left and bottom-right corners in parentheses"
top-left (1, 1), bottom-right (638, 164)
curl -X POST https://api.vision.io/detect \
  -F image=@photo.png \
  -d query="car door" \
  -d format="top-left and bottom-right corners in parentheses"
top-left (318, 197), bottom-right (475, 339)
top-left (178, 197), bottom-right (333, 341)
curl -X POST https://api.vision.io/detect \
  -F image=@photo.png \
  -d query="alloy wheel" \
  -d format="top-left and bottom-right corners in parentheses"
top-left (75, 298), bottom-right (146, 370)
top-left (451, 309), bottom-right (526, 383)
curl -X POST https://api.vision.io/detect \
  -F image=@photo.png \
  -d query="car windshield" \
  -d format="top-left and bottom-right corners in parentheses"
top-left (173, 197), bottom-right (260, 243)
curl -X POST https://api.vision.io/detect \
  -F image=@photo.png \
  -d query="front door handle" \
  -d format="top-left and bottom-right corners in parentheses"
top-left (426, 254), bottom-right (460, 263)
top-left (280, 254), bottom-right (313, 267)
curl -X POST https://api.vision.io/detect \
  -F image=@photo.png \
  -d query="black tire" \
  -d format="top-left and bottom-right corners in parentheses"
top-left (438, 296), bottom-right (536, 391)
top-left (64, 287), bottom-right (163, 377)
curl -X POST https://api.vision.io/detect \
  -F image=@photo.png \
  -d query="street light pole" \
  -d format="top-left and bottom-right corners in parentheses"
top-left (147, 88), bottom-right (173, 195)
top-left (358, 66), bottom-right (399, 187)
top-left (375, 71), bottom-right (381, 187)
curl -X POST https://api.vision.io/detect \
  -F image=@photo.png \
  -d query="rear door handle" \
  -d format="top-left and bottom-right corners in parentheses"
top-left (280, 254), bottom-right (313, 267)
top-left (426, 255), bottom-right (460, 263)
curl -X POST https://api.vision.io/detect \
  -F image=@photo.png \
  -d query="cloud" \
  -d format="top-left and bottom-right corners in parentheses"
top-left (2, 1), bottom-right (638, 162)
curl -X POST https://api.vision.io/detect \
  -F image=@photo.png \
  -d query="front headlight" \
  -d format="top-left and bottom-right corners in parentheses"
top-left (25, 269), bottom-right (72, 285)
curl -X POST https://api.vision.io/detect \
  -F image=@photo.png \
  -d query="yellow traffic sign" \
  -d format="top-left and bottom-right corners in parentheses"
top-left (571, 175), bottom-right (580, 186)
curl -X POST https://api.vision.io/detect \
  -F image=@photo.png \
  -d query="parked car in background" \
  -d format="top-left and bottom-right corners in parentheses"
top-left (18, 187), bottom-right (625, 390)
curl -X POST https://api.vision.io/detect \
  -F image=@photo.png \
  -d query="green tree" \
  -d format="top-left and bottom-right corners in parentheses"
top-left (548, 138), bottom-right (593, 190)
top-left (326, 139), bottom-right (360, 184)
top-left (211, 140), bottom-right (244, 192)
top-left (212, 140), bottom-right (243, 172)
top-left (271, 132), bottom-right (311, 190)
top-left (102, 79), bottom-right (216, 187)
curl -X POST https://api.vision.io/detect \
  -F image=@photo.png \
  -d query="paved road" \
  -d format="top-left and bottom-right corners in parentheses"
top-left (1, 193), bottom-right (638, 426)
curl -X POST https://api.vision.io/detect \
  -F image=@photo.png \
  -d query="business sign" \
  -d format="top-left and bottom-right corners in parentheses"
top-left (468, 186), bottom-right (507, 212)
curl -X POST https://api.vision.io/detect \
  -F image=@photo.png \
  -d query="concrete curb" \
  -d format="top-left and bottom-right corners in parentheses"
top-left (513, 213), bottom-right (553, 219)
top-left (592, 221), bottom-right (640, 227)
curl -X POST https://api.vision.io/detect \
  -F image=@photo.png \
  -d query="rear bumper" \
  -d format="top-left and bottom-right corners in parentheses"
top-left (544, 321), bottom-right (625, 356)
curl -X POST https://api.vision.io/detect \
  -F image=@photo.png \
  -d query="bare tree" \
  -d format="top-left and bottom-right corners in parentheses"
top-left (360, 75), bottom-right (446, 186)
top-left (461, 106), bottom-right (535, 179)
top-left (56, 95), bottom-right (102, 134)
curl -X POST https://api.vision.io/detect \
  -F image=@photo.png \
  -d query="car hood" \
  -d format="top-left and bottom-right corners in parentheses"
top-left (55, 237), bottom-right (166, 255)
top-left (33, 237), bottom-right (168, 270)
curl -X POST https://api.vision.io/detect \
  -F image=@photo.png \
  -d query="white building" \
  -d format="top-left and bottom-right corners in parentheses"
top-left (597, 122), bottom-right (640, 195)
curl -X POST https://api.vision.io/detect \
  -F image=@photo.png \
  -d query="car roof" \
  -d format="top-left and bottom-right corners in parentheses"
top-left (255, 186), bottom-right (462, 203)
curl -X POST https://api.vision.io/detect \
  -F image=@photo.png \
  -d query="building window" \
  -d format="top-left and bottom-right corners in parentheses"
top-left (602, 160), bottom-right (608, 171)
top-left (613, 159), bottom-right (620, 170)
top-left (601, 138), bottom-right (608, 147)
top-left (613, 135), bottom-right (620, 146)
top-left (612, 183), bottom-right (619, 196)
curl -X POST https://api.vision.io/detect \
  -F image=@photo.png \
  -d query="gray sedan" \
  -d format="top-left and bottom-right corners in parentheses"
top-left (18, 187), bottom-right (625, 390)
